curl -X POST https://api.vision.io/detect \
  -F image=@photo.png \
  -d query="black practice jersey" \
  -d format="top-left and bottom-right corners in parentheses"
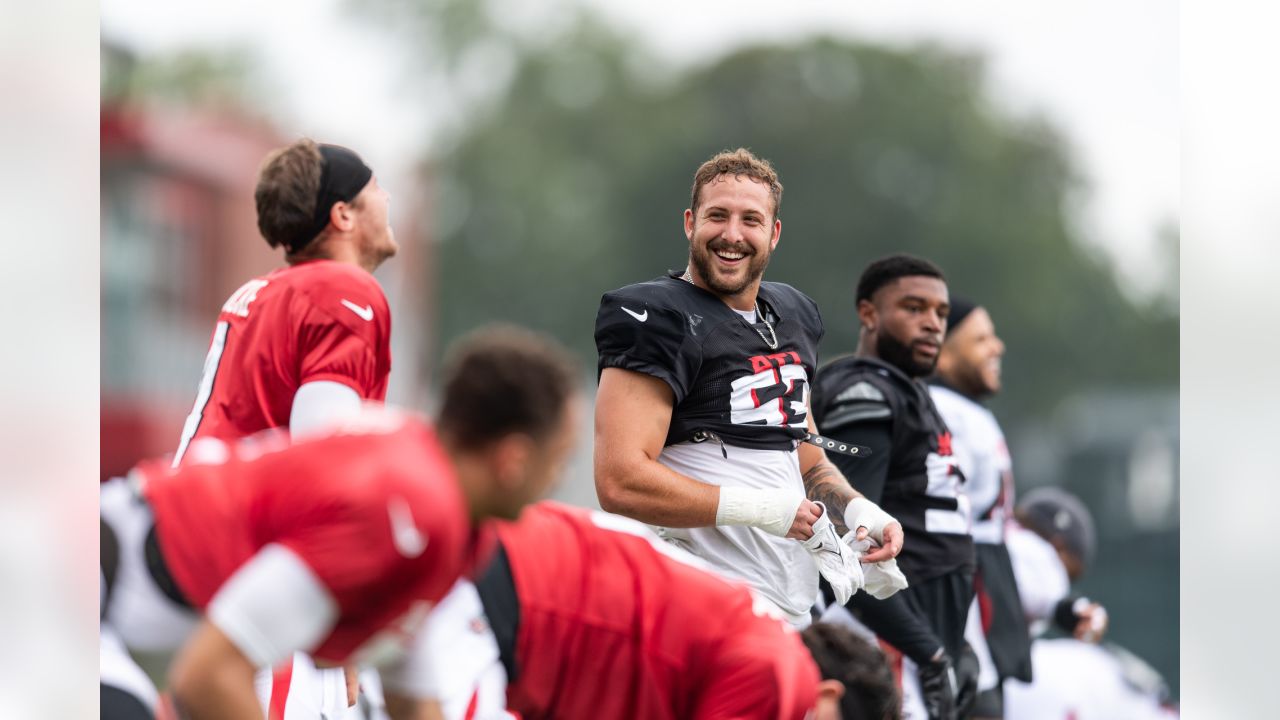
top-left (595, 272), bottom-right (824, 451)
top-left (812, 356), bottom-right (975, 583)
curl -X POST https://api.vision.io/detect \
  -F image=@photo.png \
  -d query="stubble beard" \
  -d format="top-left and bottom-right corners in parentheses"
top-left (689, 238), bottom-right (772, 298)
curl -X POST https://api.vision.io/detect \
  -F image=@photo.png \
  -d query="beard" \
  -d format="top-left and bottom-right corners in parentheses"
top-left (968, 364), bottom-right (1001, 398)
top-left (689, 238), bottom-right (772, 297)
top-left (876, 331), bottom-right (939, 378)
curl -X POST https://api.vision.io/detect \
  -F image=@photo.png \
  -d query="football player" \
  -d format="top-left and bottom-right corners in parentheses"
top-left (928, 297), bottom-right (1032, 718)
top-left (1005, 488), bottom-right (1108, 644)
top-left (379, 501), bottom-right (902, 720)
top-left (811, 254), bottom-right (978, 720)
top-left (1001, 490), bottom-right (1154, 720)
top-left (99, 326), bottom-right (581, 720)
top-left (172, 138), bottom-right (397, 465)
top-left (594, 148), bottom-right (903, 628)
top-left (170, 139), bottom-right (396, 718)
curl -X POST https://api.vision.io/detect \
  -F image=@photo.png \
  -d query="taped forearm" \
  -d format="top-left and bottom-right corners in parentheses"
top-left (716, 486), bottom-right (803, 537)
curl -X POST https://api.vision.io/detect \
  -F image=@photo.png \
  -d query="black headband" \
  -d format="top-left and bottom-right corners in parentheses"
top-left (288, 144), bottom-right (373, 252)
top-left (945, 295), bottom-right (978, 337)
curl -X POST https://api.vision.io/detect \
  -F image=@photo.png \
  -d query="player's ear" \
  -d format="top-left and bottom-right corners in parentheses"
top-left (683, 208), bottom-right (696, 240)
top-left (816, 679), bottom-right (845, 715)
top-left (491, 433), bottom-right (535, 489)
top-left (770, 217), bottom-right (781, 250)
top-left (856, 298), bottom-right (877, 333)
top-left (818, 678), bottom-right (844, 699)
top-left (330, 201), bottom-right (356, 232)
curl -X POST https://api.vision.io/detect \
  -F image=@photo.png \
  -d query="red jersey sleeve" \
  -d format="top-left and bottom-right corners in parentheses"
top-left (292, 266), bottom-right (392, 400)
top-left (281, 462), bottom-right (470, 664)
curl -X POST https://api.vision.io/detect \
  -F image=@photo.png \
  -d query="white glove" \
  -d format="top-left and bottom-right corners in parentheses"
top-left (802, 502), bottom-right (864, 605)
top-left (716, 486), bottom-right (804, 538)
top-left (842, 497), bottom-right (899, 545)
top-left (844, 535), bottom-right (909, 599)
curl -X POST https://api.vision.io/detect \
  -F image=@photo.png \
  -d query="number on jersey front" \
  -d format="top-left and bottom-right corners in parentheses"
top-left (172, 321), bottom-right (230, 466)
top-left (730, 351), bottom-right (810, 427)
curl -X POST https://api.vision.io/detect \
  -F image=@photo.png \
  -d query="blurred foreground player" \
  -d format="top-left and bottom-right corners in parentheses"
top-left (812, 255), bottom-right (977, 720)
top-left (380, 501), bottom-right (901, 720)
top-left (928, 297), bottom-right (1031, 718)
top-left (100, 326), bottom-right (582, 720)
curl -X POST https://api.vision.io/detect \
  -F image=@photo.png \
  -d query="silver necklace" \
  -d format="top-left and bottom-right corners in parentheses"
top-left (750, 301), bottom-right (780, 349)
top-left (680, 269), bottom-right (779, 350)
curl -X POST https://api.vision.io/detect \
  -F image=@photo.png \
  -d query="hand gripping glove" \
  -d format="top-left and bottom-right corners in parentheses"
top-left (917, 649), bottom-right (959, 720)
top-left (842, 497), bottom-right (899, 545)
top-left (801, 502), bottom-right (864, 605)
top-left (842, 535), bottom-right (909, 599)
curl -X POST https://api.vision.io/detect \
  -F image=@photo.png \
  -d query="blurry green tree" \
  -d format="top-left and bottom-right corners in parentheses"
top-left (354, 7), bottom-right (1176, 426)
top-left (101, 41), bottom-right (268, 109)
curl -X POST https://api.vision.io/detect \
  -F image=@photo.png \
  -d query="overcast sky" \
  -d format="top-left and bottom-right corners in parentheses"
top-left (100, 0), bottom-right (1178, 299)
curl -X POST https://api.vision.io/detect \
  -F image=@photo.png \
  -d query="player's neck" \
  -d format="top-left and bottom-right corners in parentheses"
top-left (854, 334), bottom-right (877, 362)
top-left (681, 266), bottom-right (760, 312)
top-left (287, 236), bottom-right (372, 272)
top-left (934, 372), bottom-right (983, 402)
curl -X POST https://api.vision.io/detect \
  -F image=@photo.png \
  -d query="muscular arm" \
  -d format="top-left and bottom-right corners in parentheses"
top-left (594, 367), bottom-right (721, 527)
top-left (594, 368), bottom-right (818, 538)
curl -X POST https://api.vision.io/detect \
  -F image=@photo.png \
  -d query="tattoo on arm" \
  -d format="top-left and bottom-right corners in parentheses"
top-left (803, 461), bottom-right (858, 536)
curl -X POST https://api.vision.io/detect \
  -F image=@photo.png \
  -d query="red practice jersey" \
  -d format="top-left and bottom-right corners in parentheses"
top-left (141, 411), bottom-right (471, 664)
top-left (174, 260), bottom-right (392, 463)
top-left (496, 502), bottom-right (822, 720)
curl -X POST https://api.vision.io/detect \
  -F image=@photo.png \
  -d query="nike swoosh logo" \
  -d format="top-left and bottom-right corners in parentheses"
top-left (341, 299), bottom-right (374, 322)
top-left (388, 496), bottom-right (428, 558)
top-left (621, 306), bottom-right (648, 322)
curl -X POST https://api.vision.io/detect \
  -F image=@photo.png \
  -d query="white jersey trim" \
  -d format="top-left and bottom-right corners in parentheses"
top-left (289, 380), bottom-right (364, 439)
top-left (208, 543), bottom-right (339, 668)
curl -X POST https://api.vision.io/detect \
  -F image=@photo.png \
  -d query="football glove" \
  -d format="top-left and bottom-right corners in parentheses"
top-left (917, 649), bottom-right (959, 720)
top-left (801, 502), bottom-right (864, 604)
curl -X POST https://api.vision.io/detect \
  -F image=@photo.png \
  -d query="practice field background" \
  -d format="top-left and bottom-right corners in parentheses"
top-left (99, 0), bottom-right (1179, 700)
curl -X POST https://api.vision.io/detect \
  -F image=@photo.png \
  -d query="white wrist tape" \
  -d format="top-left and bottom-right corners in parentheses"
top-left (715, 487), bottom-right (803, 537)
top-left (843, 498), bottom-right (898, 543)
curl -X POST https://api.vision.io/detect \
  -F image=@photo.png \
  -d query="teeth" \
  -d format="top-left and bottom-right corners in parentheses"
top-left (716, 251), bottom-right (745, 260)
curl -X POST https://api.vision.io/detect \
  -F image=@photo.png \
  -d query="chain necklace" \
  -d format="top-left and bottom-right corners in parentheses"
top-left (680, 269), bottom-right (779, 350)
